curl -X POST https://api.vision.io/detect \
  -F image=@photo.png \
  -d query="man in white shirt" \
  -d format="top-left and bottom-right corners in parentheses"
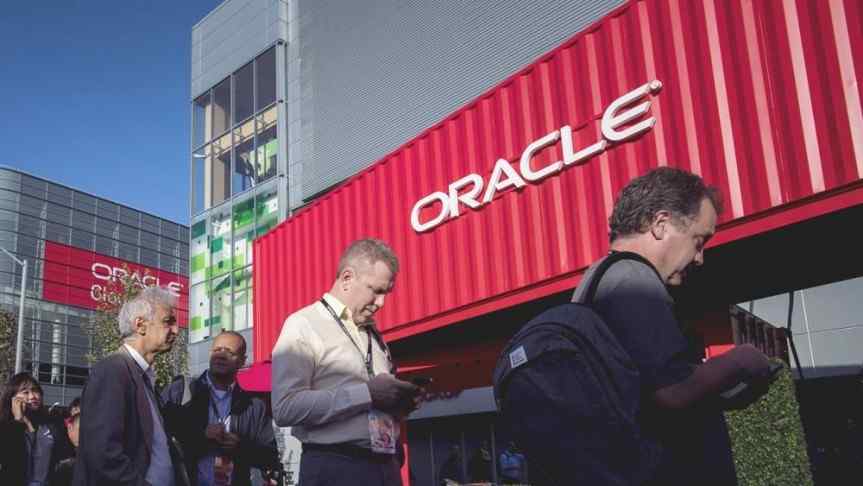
top-left (74, 286), bottom-right (188, 486)
top-left (272, 238), bottom-right (422, 486)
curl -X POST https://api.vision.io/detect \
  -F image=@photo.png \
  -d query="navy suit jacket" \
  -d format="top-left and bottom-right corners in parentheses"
top-left (73, 347), bottom-right (188, 486)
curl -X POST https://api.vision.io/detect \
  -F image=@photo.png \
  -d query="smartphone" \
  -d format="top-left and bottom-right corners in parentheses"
top-left (410, 376), bottom-right (433, 387)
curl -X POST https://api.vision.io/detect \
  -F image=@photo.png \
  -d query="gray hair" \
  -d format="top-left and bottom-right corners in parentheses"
top-left (335, 238), bottom-right (399, 279)
top-left (118, 286), bottom-right (179, 339)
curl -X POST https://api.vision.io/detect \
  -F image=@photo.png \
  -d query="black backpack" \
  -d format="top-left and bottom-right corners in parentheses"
top-left (492, 251), bottom-right (661, 486)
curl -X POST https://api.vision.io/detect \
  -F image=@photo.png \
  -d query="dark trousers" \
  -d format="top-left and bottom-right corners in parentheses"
top-left (299, 448), bottom-right (401, 486)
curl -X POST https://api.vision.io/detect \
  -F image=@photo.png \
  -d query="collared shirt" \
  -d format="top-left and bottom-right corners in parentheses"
top-left (197, 371), bottom-right (235, 486)
top-left (124, 343), bottom-right (175, 486)
top-left (271, 293), bottom-right (395, 448)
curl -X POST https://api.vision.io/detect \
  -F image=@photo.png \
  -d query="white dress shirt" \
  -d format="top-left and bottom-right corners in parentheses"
top-left (124, 344), bottom-right (175, 486)
top-left (271, 293), bottom-right (396, 448)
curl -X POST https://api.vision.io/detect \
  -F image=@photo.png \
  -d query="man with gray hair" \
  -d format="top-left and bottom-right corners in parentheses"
top-left (74, 286), bottom-right (189, 486)
top-left (272, 238), bottom-right (423, 486)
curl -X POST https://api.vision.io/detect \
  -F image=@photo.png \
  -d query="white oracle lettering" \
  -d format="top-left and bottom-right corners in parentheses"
top-left (411, 191), bottom-right (450, 233)
top-left (91, 262), bottom-right (113, 281)
top-left (167, 281), bottom-right (183, 297)
top-left (482, 158), bottom-right (527, 204)
top-left (601, 80), bottom-right (663, 142)
top-left (447, 174), bottom-right (484, 218)
top-left (519, 130), bottom-right (562, 182)
top-left (142, 275), bottom-right (158, 287)
top-left (561, 125), bottom-right (607, 166)
top-left (410, 80), bottom-right (663, 233)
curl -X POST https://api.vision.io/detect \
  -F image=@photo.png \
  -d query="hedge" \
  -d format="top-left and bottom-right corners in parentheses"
top-left (725, 365), bottom-right (813, 486)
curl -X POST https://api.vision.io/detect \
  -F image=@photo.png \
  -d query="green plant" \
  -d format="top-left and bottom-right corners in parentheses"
top-left (0, 307), bottom-right (17, 385)
top-left (85, 265), bottom-right (187, 388)
top-left (725, 365), bottom-right (813, 486)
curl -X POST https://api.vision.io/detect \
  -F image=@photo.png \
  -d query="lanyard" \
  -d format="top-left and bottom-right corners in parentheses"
top-left (320, 298), bottom-right (378, 378)
top-left (207, 375), bottom-right (232, 427)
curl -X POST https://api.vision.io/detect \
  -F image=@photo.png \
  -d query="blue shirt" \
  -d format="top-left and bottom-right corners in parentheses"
top-left (197, 371), bottom-right (234, 486)
top-left (124, 344), bottom-right (175, 486)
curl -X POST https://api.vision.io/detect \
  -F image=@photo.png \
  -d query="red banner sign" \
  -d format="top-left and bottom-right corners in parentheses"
top-left (42, 241), bottom-right (189, 327)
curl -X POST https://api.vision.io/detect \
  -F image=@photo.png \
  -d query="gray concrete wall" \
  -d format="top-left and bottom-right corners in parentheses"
top-left (191, 0), bottom-right (288, 100)
top-left (742, 276), bottom-right (863, 378)
top-left (293, 0), bottom-right (624, 208)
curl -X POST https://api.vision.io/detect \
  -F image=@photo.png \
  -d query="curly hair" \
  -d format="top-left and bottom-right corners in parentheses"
top-left (609, 167), bottom-right (722, 242)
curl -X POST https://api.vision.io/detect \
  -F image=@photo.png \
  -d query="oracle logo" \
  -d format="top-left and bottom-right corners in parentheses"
top-left (90, 262), bottom-right (184, 304)
top-left (410, 80), bottom-right (663, 233)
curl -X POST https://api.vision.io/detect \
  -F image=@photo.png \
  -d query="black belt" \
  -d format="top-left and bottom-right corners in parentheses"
top-left (302, 442), bottom-right (395, 462)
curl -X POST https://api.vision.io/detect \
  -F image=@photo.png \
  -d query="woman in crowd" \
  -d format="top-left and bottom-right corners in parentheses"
top-left (0, 372), bottom-right (70, 485)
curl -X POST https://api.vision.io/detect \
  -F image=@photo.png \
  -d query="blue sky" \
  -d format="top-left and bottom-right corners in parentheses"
top-left (0, 1), bottom-right (223, 225)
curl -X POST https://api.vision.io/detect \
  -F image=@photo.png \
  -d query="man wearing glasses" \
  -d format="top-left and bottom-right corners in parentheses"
top-left (162, 331), bottom-right (281, 486)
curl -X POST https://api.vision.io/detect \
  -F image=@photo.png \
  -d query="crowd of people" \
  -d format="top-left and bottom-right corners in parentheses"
top-left (0, 167), bottom-right (778, 486)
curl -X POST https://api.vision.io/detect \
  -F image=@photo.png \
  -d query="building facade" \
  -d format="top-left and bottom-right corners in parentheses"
top-left (0, 167), bottom-right (189, 406)
top-left (192, 0), bottom-right (863, 484)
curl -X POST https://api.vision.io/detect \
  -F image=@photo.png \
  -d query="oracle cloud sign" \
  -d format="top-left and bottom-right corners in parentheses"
top-left (42, 241), bottom-right (189, 327)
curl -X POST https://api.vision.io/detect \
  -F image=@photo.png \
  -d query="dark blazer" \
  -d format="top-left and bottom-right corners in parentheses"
top-left (0, 413), bottom-right (71, 485)
top-left (72, 347), bottom-right (188, 486)
top-left (161, 372), bottom-right (280, 486)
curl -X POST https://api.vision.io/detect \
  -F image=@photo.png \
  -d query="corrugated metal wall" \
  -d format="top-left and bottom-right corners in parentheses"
top-left (255, 0), bottom-right (863, 361)
top-left (295, 0), bottom-right (625, 207)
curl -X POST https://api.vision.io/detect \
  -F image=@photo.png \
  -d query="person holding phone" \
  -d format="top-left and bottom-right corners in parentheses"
top-left (272, 239), bottom-right (425, 486)
top-left (0, 372), bottom-right (71, 485)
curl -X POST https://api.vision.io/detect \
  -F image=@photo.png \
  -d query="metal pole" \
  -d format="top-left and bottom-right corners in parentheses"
top-left (15, 260), bottom-right (27, 374)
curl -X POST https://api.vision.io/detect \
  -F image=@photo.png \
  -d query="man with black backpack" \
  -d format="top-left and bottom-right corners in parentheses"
top-left (494, 167), bottom-right (776, 485)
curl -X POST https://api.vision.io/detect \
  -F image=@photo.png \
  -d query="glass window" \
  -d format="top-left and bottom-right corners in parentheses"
top-left (190, 218), bottom-right (208, 285)
top-left (256, 106), bottom-right (278, 182)
top-left (95, 236), bottom-right (116, 256)
top-left (162, 220), bottom-right (181, 240)
top-left (256, 47), bottom-right (277, 110)
top-left (94, 217), bottom-right (117, 238)
top-left (160, 254), bottom-right (179, 274)
top-left (0, 170), bottom-right (21, 190)
top-left (193, 92), bottom-right (212, 148)
top-left (211, 274), bottom-right (232, 333)
top-left (233, 267), bottom-right (252, 331)
top-left (70, 210), bottom-right (94, 231)
top-left (97, 200), bottom-right (119, 220)
top-left (160, 236), bottom-right (180, 257)
top-left (46, 184), bottom-right (73, 206)
top-left (190, 282), bottom-right (211, 343)
top-left (141, 213), bottom-right (160, 235)
top-left (119, 207), bottom-right (139, 227)
top-left (140, 230), bottom-right (159, 250)
top-left (234, 61), bottom-right (254, 124)
top-left (209, 206), bottom-right (231, 278)
top-left (45, 203), bottom-right (71, 225)
top-left (233, 119), bottom-right (256, 194)
top-left (232, 195), bottom-right (254, 269)
top-left (20, 176), bottom-right (46, 199)
top-left (73, 192), bottom-right (97, 214)
top-left (118, 243), bottom-right (139, 262)
top-left (255, 184), bottom-right (279, 238)
top-left (192, 144), bottom-right (209, 214)
top-left (212, 77), bottom-right (231, 138)
top-left (141, 248), bottom-right (159, 268)
top-left (70, 229), bottom-right (94, 250)
top-left (211, 134), bottom-right (232, 208)
top-left (118, 224), bottom-right (139, 245)
top-left (45, 222), bottom-right (70, 245)
top-left (18, 214), bottom-right (43, 237)
top-left (19, 195), bottom-right (44, 218)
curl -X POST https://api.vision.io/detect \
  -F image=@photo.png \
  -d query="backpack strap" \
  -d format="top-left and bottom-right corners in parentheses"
top-left (581, 251), bottom-right (659, 305)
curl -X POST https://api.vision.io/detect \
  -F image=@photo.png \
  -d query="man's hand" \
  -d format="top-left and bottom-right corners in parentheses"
top-left (205, 423), bottom-right (225, 442)
top-left (367, 374), bottom-right (420, 412)
top-left (218, 432), bottom-right (241, 451)
top-left (726, 344), bottom-right (771, 380)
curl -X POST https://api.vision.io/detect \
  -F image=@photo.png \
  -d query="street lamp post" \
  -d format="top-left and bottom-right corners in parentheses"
top-left (0, 246), bottom-right (28, 374)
